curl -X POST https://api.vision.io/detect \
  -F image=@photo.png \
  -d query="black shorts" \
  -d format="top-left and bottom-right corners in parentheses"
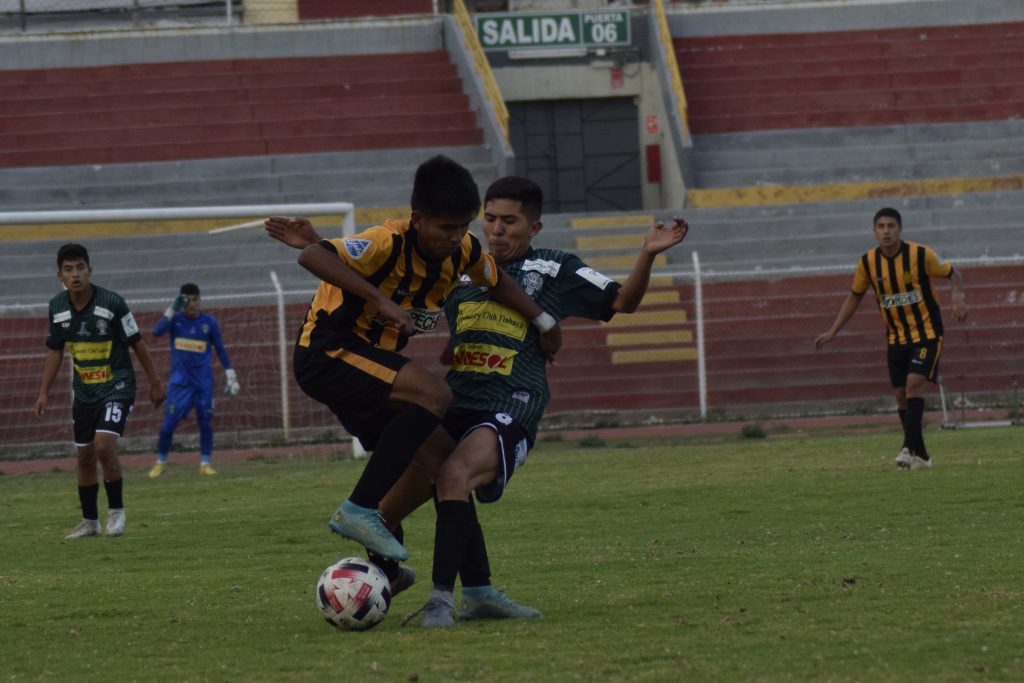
top-left (72, 400), bottom-right (133, 447)
top-left (887, 338), bottom-right (942, 388)
top-left (442, 409), bottom-right (531, 504)
top-left (293, 341), bottom-right (410, 451)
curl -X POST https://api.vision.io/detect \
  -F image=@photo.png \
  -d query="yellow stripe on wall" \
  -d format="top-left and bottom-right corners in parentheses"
top-left (569, 215), bottom-right (655, 230)
top-left (604, 310), bottom-right (686, 326)
top-left (687, 174), bottom-right (1024, 209)
top-left (612, 347), bottom-right (697, 363)
top-left (607, 330), bottom-right (693, 346)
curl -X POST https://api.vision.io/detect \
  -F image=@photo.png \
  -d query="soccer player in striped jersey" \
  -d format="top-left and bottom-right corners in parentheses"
top-left (394, 177), bottom-right (688, 628)
top-left (264, 156), bottom-right (561, 563)
top-left (148, 283), bottom-right (238, 478)
top-left (34, 243), bottom-right (166, 539)
top-left (815, 207), bottom-right (968, 470)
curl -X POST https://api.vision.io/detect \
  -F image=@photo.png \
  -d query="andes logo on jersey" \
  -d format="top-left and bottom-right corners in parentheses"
top-left (450, 343), bottom-right (517, 376)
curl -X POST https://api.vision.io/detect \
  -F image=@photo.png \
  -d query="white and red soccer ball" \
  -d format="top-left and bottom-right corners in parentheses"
top-left (315, 557), bottom-right (392, 631)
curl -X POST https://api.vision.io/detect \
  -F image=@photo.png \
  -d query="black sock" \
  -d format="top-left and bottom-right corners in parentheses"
top-left (459, 498), bottom-right (492, 588)
top-left (905, 397), bottom-right (930, 460)
top-left (349, 403), bottom-right (439, 508)
top-left (432, 499), bottom-right (471, 592)
top-left (79, 483), bottom-right (100, 520)
top-left (104, 478), bottom-right (124, 509)
top-left (898, 408), bottom-right (909, 448)
top-left (368, 523), bottom-right (403, 582)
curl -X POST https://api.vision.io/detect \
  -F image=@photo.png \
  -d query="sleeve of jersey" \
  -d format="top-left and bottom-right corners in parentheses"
top-left (557, 255), bottom-right (621, 322)
top-left (851, 258), bottom-right (870, 295)
top-left (461, 234), bottom-right (499, 288)
top-left (326, 227), bottom-right (392, 278)
top-left (45, 302), bottom-right (64, 351)
top-left (924, 247), bottom-right (953, 278)
top-left (115, 296), bottom-right (143, 345)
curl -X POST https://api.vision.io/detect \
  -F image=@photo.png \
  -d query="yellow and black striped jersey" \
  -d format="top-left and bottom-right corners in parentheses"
top-left (297, 219), bottom-right (498, 353)
top-left (852, 240), bottom-right (953, 346)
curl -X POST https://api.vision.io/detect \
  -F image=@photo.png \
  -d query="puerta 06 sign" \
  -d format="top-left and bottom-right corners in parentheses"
top-left (475, 10), bottom-right (631, 52)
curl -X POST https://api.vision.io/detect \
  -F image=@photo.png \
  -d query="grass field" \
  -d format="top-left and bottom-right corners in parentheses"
top-left (2, 427), bottom-right (1022, 682)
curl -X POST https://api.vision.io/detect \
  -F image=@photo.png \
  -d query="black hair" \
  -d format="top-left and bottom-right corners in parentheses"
top-left (873, 207), bottom-right (902, 227)
top-left (180, 283), bottom-right (200, 297)
top-left (409, 155), bottom-right (481, 219)
top-left (56, 243), bottom-right (90, 268)
top-left (485, 176), bottom-right (544, 223)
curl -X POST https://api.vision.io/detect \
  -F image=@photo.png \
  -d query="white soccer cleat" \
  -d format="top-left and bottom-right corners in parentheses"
top-left (910, 455), bottom-right (933, 470)
top-left (105, 509), bottom-right (126, 537)
top-left (893, 447), bottom-right (914, 468)
top-left (65, 519), bottom-right (101, 539)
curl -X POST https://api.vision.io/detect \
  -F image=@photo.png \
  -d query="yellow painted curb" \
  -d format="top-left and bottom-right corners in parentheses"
top-left (612, 347), bottom-right (697, 363)
top-left (607, 329), bottom-right (694, 346)
top-left (575, 233), bottom-right (645, 250)
top-left (586, 253), bottom-right (668, 270)
top-left (569, 214), bottom-right (655, 230)
top-left (687, 174), bottom-right (1024, 209)
top-left (604, 309), bottom-right (686, 326)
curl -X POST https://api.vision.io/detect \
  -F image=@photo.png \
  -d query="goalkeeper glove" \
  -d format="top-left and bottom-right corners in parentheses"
top-left (224, 368), bottom-right (241, 397)
top-left (164, 294), bottom-right (188, 319)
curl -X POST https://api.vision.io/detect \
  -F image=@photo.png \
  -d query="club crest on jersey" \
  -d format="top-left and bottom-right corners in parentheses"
top-left (902, 271), bottom-right (913, 285)
top-left (95, 318), bottom-right (108, 336)
top-left (521, 271), bottom-right (544, 297)
top-left (343, 238), bottom-right (372, 260)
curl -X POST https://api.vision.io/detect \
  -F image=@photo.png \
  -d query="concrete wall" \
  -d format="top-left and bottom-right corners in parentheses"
top-left (669, 0), bottom-right (1024, 37)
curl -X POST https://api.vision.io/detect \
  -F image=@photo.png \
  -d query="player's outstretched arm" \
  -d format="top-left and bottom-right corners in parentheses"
top-left (34, 348), bottom-right (64, 419)
top-left (265, 216), bottom-right (323, 250)
top-left (613, 216), bottom-right (689, 313)
top-left (814, 292), bottom-right (865, 350)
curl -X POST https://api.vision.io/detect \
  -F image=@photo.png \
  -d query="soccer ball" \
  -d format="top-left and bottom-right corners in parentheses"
top-left (315, 556), bottom-right (392, 631)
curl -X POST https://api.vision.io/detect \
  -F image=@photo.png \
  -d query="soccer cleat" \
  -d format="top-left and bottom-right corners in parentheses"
top-left (105, 509), bottom-right (126, 537)
top-left (910, 455), bottom-right (934, 470)
top-left (65, 519), bottom-right (101, 539)
top-left (148, 462), bottom-right (167, 478)
top-left (385, 566), bottom-right (417, 600)
top-left (199, 463), bottom-right (218, 476)
top-left (402, 592), bottom-right (456, 629)
top-left (893, 448), bottom-right (914, 469)
top-left (460, 585), bottom-right (543, 621)
top-left (328, 500), bottom-right (408, 562)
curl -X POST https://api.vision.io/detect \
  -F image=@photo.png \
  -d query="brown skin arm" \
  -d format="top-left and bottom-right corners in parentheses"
top-left (34, 348), bottom-right (64, 419)
top-left (949, 268), bottom-right (968, 323)
top-left (132, 339), bottom-right (166, 408)
top-left (613, 217), bottom-right (689, 313)
top-left (814, 291), bottom-right (865, 349)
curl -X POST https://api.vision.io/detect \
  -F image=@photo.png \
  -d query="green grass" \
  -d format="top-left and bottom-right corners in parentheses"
top-left (2, 428), bottom-right (1022, 682)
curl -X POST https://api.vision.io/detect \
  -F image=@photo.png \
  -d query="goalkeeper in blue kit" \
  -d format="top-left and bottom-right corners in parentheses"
top-left (148, 283), bottom-right (239, 477)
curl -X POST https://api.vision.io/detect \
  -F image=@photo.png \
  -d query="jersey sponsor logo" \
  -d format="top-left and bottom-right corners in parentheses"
top-left (93, 306), bottom-right (114, 320)
top-left (576, 266), bottom-right (613, 290)
top-left (880, 289), bottom-right (923, 309)
top-left (121, 312), bottom-right (139, 336)
top-left (450, 342), bottom-right (516, 376)
top-left (68, 340), bottom-right (112, 361)
top-left (52, 310), bottom-right (71, 324)
top-left (174, 337), bottom-right (208, 353)
top-left (522, 258), bottom-right (561, 277)
top-left (343, 238), bottom-right (372, 260)
top-left (74, 363), bottom-right (112, 384)
top-left (455, 302), bottom-right (527, 340)
top-left (409, 307), bottom-right (442, 332)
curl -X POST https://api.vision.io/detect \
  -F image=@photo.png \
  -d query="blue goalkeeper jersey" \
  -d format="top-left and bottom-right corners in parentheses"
top-left (153, 312), bottom-right (232, 388)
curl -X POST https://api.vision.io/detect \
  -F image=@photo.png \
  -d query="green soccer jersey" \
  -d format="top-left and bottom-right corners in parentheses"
top-left (46, 285), bottom-right (141, 406)
top-left (444, 247), bottom-right (621, 442)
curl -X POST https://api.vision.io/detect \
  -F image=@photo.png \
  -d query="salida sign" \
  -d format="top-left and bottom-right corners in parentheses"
top-left (475, 10), bottom-right (630, 51)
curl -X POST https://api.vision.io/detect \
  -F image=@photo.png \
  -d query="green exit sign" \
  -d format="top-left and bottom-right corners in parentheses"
top-left (475, 10), bottom-right (631, 51)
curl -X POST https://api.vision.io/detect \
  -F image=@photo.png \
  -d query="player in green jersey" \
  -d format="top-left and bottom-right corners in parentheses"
top-left (396, 176), bottom-right (688, 627)
top-left (35, 243), bottom-right (166, 539)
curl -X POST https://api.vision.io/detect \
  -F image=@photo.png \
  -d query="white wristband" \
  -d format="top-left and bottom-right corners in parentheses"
top-left (531, 311), bottom-right (557, 334)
